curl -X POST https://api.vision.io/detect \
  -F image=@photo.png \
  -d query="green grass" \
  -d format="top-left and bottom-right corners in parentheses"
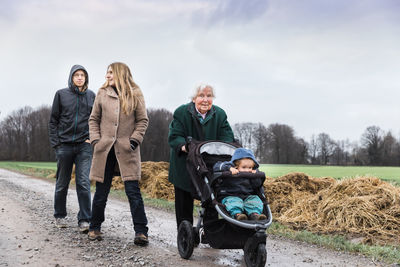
top-left (0, 161), bottom-right (57, 178)
top-left (269, 222), bottom-right (400, 264)
top-left (2, 161), bottom-right (399, 182)
top-left (259, 164), bottom-right (400, 182)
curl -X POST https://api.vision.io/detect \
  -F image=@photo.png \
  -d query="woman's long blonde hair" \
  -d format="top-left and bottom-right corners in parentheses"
top-left (101, 62), bottom-right (143, 115)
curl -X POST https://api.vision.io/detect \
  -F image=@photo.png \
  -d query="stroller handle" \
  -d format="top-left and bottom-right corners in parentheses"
top-left (185, 136), bottom-right (193, 152)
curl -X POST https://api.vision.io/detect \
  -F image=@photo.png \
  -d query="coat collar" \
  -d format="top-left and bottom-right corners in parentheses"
top-left (105, 86), bottom-right (119, 98)
top-left (187, 102), bottom-right (216, 124)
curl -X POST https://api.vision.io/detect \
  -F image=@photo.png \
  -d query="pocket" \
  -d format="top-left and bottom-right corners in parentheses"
top-left (55, 144), bottom-right (63, 152)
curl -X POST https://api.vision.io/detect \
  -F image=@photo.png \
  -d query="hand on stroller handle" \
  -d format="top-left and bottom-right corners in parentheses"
top-left (182, 136), bottom-right (193, 153)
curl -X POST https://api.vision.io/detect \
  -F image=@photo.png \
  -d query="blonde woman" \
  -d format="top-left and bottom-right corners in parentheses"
top-left (88, 62), bottom-right (149, 246)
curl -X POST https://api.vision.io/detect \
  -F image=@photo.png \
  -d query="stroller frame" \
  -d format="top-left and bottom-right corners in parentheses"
top-left (177, 139), bottom-right (273, 267)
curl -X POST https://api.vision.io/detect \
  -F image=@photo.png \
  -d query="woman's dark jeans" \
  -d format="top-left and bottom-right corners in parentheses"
top-left (54, 142), bottom-right (92, 223)
top-left (90, 147), bottom-right (148, 235)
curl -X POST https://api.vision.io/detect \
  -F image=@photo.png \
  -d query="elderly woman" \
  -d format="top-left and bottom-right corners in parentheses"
top-left (168, 84), bottom-right (234, 229)
top-left (88, 62), bottom-right (149, 246)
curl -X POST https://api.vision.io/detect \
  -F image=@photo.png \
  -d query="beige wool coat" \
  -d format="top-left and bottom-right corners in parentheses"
top-left (89, 86), bottom-right (148, 182)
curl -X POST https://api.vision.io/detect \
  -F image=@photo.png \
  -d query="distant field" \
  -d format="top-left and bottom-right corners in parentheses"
top-left (0, 161), bottom-right (57, 178)
top-left (259, 164), bottom-right (400, 182)
top-left (1, 161), bottom-right (400, 183)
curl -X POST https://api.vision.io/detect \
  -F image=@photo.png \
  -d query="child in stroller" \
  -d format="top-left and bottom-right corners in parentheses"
top-left (213, 148), bottom-right (267, 221)
top-left (178, 139), bottom-right (272, 267)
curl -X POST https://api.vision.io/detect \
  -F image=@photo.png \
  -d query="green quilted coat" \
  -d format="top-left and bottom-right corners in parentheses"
top-left (168, 102), bottom-right (234, 192)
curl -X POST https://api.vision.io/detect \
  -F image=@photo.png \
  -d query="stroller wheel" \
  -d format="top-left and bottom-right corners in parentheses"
top-left (177, 220), bottom-right (195, 259)
top-left (244, 242), bottom-right (267, 267)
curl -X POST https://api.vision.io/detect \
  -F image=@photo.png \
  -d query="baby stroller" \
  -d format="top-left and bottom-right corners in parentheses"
top-left (177, 138), bottom-right (273, 267)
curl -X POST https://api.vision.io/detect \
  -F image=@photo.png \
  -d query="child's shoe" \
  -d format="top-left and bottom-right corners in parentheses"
top-left (249, 213), bottom-right (267, 220)
top-left (234, 213), bottom-right (248, 221)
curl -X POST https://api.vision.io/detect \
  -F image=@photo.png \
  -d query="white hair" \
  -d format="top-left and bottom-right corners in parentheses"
top-left (191, 83), bottom-right (216, 100)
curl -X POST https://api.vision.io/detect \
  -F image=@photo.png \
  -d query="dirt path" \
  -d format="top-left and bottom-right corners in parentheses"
top-left (0, 169), bottom-right (386, 267)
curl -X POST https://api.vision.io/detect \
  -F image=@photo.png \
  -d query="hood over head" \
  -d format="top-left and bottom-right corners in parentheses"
top-left (68, 64), bottom-right (89, 92)
top-left (230, 148), bottom-right (259, 169)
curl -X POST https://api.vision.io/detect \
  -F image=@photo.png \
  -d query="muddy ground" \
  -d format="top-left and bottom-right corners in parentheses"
top-left (0, 169), bottom-right (387, 267)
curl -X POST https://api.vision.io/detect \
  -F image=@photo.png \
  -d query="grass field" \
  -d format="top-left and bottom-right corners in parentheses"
top-left (1, 161), bottom-right (400, 182)
top-left (0, 161), bottom-right (57, 178)
top-left (259, 164), bottom-right (400, 182)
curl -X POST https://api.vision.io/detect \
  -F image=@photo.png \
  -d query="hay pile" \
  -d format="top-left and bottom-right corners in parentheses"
top-left (140, 161), bottom-right (174, 200)
top-left (265, 173), bottom-right (400, 245)
top-left (70, 162), bottom-right (174, 199)
top-left (70, 163), bottom-right (400, 245)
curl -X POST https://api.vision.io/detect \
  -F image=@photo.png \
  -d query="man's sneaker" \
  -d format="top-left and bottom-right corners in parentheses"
top-left (78, 221), bottom-right (89, 234)
top-left (235, 213), bottom-right (248, 221)
top-left (134, 233), bottom-right (149, 246)
top-left (249, 213), bottom-right (267, 221)
top-left (55, 218), bottom-right (68, 228)
top-left (88, 230), bottom-right (103, 241)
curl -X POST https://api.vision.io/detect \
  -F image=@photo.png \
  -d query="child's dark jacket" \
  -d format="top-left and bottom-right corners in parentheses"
top-left (213, 161), bottom-right (264, 201)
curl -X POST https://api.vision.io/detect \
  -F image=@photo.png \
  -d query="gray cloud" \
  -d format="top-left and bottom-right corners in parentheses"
top-left (192, 0), bottom-right (269, 26)
top-left (1, 0), bottom-right (400, 142)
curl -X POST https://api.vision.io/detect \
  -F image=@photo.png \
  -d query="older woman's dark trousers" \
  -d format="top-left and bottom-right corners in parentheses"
top-left (90, 146), bottom-right (148, 235)
top-left (174, 186), bottom-right (194, 228)
top-left (174, 186), bottom-right (219, 229)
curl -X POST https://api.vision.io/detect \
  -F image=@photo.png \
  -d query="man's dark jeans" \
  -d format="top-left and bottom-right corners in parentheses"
top-left (54, 142), bottom-right (92, 223)
top-left (90, 146), bottom-right (148, 236)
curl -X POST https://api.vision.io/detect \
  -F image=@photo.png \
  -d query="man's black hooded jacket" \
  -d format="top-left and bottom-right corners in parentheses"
top-left (48, 65), bottom-right (96, 148)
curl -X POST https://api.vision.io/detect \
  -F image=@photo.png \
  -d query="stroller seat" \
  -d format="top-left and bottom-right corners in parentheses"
top-left (178, 139), bottom-right (273, 267)
top-left (211, 170), bottom-right (269, 223)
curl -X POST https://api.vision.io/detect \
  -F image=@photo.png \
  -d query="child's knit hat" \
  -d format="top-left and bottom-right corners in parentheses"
top-left (230, 148), bottom-right (259, 169)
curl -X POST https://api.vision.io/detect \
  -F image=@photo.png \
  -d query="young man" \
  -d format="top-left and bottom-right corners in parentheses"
top-left (49, 65), bottom-right (96, 233)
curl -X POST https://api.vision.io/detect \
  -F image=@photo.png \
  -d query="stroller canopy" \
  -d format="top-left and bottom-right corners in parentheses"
top-left (199, 141), bottom-right (238, 156)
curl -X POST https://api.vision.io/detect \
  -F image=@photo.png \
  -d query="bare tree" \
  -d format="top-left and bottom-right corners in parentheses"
top-left (267, 123), bottom-right (297, 164)
top-left (0, 106), bottom-right (53, 161)
top-left (361, 126), bottom-right (383, 165)
top-left (381, 131), bottom-right (399, 166)
top-left (253, 123), bottom-right (270, 163)
top-left (317, 133), bottom-right (335, 165)
top-left (330, 139), bottom-right (351, 165)
top-left (141, 108), bottom-right (173, 162)
top-left (27, 106), bottom-right (53, 161)
top-left (308, 134), bottom-right (318, 164)
top-left (233, 122), bottom-right (259, 152)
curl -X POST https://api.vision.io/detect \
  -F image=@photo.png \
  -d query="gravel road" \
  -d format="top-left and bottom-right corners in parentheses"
top-left (0, 168), bottom-right (386, 266)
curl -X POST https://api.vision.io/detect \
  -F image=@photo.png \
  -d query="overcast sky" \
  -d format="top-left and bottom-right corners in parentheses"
top-left (1, 0), bottom-right (399, 142)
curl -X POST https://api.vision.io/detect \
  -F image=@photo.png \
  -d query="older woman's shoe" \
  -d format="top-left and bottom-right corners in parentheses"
top-left (88, 230), bottom-right (103, 241)
top-left (134, 233), bottom-right (149, 246)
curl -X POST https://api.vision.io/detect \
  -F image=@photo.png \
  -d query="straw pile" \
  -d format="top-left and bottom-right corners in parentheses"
top-left (70, 163), bottom-right (400, 245)
top-left (140, 161), bottom-right (174, 200)
top-left (265, 173), bottom-right (400, 245)
top-left (70, 162), bottom-right (174, 199)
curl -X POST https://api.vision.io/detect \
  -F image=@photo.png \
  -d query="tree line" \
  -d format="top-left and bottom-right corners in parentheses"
top-left (0, 106), bottom-right (399, 166)
top-left (0, 106), bottom-right (172, 163)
